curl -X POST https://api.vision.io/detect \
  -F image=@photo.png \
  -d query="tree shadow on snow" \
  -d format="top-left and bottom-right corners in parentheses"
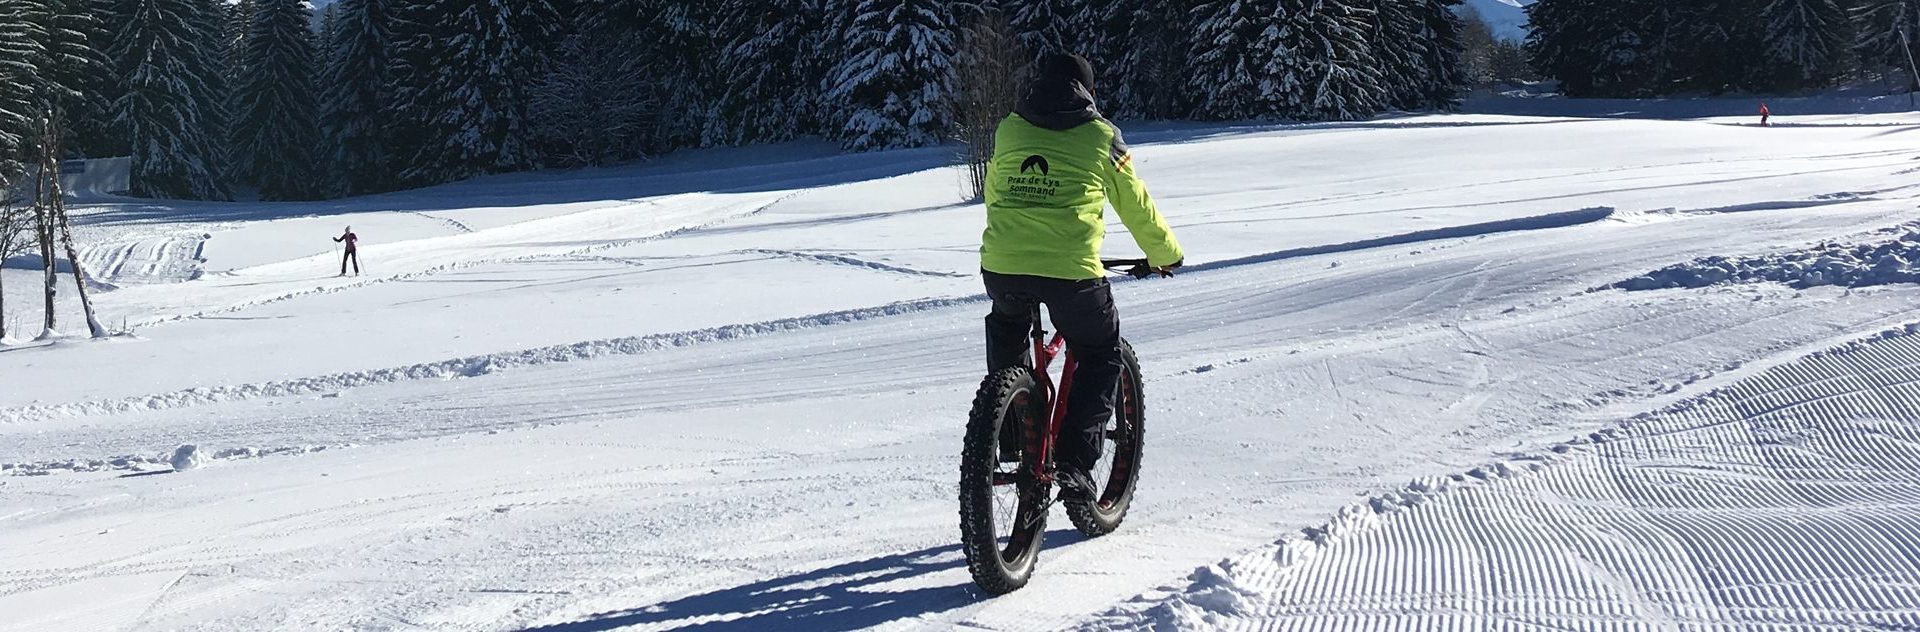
top-left (72, 143), bottom-right (957, 227)
top-left (1118, 114), bottom-right (1586, 147)
top-left (522, 530), bottom-right (1087, 632)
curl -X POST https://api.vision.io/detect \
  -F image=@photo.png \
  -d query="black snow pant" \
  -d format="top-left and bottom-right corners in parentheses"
top-left (982, 270), bottom-right (1122, 474)
top-left (341, 249), bottom-right (359, 275)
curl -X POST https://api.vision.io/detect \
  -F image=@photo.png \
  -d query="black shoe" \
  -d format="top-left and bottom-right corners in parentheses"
top-left (1056, 468), bottom-right (1098, 502)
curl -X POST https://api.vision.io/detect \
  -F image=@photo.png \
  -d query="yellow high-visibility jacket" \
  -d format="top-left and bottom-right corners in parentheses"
top-left (981, 96), bottom-right (1183, 280)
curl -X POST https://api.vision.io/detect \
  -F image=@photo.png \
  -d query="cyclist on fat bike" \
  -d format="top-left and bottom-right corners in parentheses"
top-left (980, 53), bottom-right (1184, 501)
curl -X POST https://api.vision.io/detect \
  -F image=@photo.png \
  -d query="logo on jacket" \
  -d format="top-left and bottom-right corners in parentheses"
top-left (1019, 155), bottom-right (1051, 176)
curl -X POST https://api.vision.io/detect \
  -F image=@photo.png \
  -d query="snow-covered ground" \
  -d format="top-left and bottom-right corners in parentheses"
top-left (6, 101), bottom-right (1920, 631)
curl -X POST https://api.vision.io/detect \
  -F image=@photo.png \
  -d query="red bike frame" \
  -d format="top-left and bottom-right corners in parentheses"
top-left (1028, 315), bottom-right (1073, 486)
top-left (1015, 258), bottom-right (1158, 487)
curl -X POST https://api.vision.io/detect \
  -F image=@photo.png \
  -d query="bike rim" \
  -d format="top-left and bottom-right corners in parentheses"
top-left (992, 392), bottom-right (1041, 563)
top-left (1093, 372), bottom-right (1139, 511)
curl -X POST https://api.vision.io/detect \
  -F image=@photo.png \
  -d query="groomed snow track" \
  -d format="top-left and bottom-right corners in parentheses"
top-left (1093, 325), bottom-right (1920, 631)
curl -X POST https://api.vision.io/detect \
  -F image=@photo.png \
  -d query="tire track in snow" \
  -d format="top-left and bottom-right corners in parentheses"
top-left (1088, 323), bottom-right (1920, 631)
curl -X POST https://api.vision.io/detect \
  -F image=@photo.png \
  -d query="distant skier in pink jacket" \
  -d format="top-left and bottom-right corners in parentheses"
top-left (334, 226), bottom-right (359, 276)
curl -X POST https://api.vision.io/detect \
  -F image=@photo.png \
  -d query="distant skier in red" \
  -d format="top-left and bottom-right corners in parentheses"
top-left (334, 226), bottom-right (359, 276)
top-left (1760, 102), bottom-right (1771, 127)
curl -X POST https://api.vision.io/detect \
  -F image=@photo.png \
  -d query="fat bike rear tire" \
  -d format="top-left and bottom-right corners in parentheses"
top-left (959, 367), bottom-right (1051, 595)
top-left (1065, 339), bottom-right (1145, 537)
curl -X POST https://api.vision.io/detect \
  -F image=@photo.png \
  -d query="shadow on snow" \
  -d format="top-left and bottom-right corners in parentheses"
top-left (522, 530), bottom-right (1088, 632)
top-left (71, 142), bottom-right (960, 227)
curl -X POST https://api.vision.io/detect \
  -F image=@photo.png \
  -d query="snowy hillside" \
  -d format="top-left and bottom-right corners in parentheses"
top-left (1466, 0), bottom-right (1531, 40)
top-left (7, 100), bottom-right (1920, 630)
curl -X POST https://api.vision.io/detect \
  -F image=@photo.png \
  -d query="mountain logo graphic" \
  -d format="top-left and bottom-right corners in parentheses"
top-left (1019, 155), bottom-right (1050, 176)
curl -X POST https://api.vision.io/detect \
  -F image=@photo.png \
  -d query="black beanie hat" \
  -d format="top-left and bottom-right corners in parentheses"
top-left (1038, 53), bottom-right (1096, 92)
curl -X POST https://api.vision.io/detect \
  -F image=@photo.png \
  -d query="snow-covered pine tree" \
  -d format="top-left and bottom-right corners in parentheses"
top-left (1524, 0), bottom-right (1584, 92)
top-left (583, 0), bottom-right (724, 152)
top-left (0, 0), bottom-right (102, 158)
top-left (1855, 0), bottom-right (1920, 88)
top-left (113, 0), bottom-right (230, 199)
top-left (0, 0), bottom-right (45, 178)
top-left (1593, 0), bottom-right (1661, 96)
top-left (70, 0), bottom-right (131, 158)
top-left (316, 2), bottom-right (338, 71)
top-left (1008, 0), bottom-right (1085, 61)
top-left (1636, 0), bottom-right (1727, 92)
top-left (824, 0), bottom-right (956, 150)
top-left (652, 2), bottom-right (723, 150)
top-left (393, 0), bottom-right (561, 187)
top-left (222, 0), bottom-right (253, 82)
top-left (711, 0), bottom-right (831, 145)
top-left (1188, 0), bottom-right (1277, 120)
top-left (1090, 0), bottom-right (1201, 119)
top-left (1755, 0), bottom-right (1850, 90)
top-left (1085, 0), bottom-right (1136, 111)
top-left (321, 0), bottom-right (393, 195)
top-left (1409, 0), bottom-right (1468, 109)
top-left (529, 6), bottom-right (651, 165)
top-left (1260, 0), bottom-right (1385, 120)
top-left (34, 0), bottom-right (102, 117)
top-left (191, 0), bottom-right (234, 187)
top-left (1527, 0), bottom-right (1662, 97)
top-left (1366, 0), bottom-right (1428, 110)
top-left (233, 0), bottom-right (321, 200)
top-left (215, 0), bottom-right (251, 181)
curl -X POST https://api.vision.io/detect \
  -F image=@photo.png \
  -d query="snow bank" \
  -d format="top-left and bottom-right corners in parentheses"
top-left (1612, 226), bottom-right (1920, 291)
top-left (169, 444), bottom-right (206, 471)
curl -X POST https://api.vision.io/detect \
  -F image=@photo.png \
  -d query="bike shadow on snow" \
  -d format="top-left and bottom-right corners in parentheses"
top-left (520, 529), bottom-right (1089, 632)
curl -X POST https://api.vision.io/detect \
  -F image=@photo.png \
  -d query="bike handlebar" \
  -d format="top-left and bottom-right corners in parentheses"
top-left (1102, 258), bottom-right (1177, 279)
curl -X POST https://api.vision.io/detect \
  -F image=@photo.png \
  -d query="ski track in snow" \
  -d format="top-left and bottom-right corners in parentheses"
top-left (1089, 323), bottom-right (1920, 631)
top-left (71, 233), bottom-right (209, 286)
top-left (1, 205), bottom-right (1648, 428)
top-left (406, 210), bottom-right (476, 234)
top-left (119, 192), bottom-right (800, 329)
top-left (739, 248), bottom-right (971, 278)
top-left (0, 294), bottom-right (982, 425)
